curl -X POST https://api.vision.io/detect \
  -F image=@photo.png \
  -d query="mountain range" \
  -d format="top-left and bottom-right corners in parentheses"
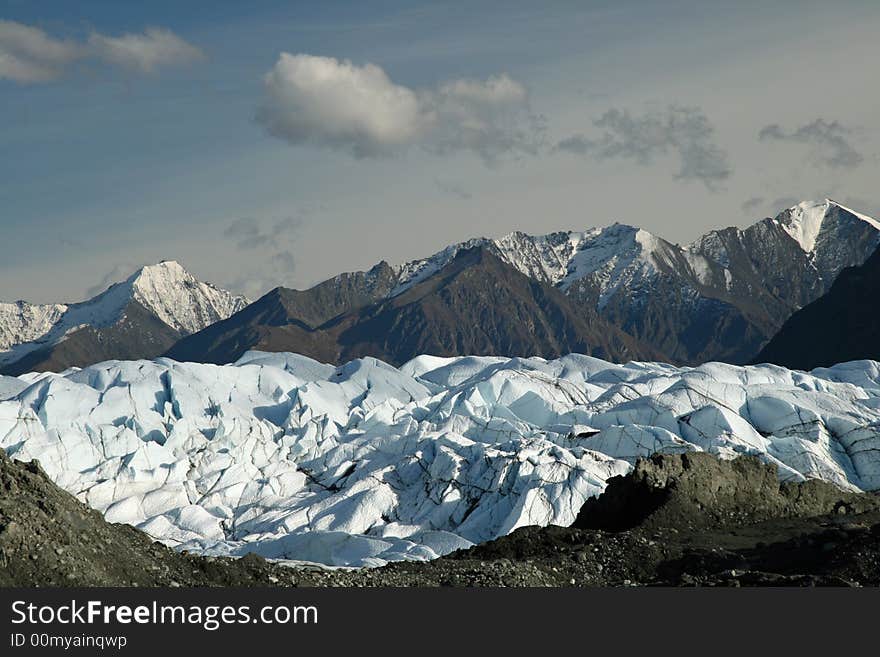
top-left (171, 198), bottom-right (880, 368)
top-left (2, 199), bottom-right (879, 373)
top-left (0, 261), bottom-right (248, 375)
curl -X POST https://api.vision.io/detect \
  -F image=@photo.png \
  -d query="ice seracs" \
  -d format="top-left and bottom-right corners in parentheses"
top-left (2, 351), bottom-right (879, 567)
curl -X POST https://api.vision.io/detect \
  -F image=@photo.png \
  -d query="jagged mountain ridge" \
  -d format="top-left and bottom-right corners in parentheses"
top-left (0, 261), bottom-right (248, 375)
top-left (388, 200), bottom-right (880, 363)
top-left (204, 198), bottom-right (876, 366)
top-left (5, 199), bottom-right (877, 373)
top-left (274, 261), bottom-right (400, 329)
top-left (167, 247), bottom-right (661, 366)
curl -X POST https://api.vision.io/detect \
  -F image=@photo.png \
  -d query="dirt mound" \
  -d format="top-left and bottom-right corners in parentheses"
top-left (0, 449), bottom-right (302, 587)
top-left (573, 452), bottom-right (875, 531)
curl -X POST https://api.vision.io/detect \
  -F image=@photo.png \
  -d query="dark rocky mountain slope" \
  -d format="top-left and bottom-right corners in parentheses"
top-left (754, 246), bottom-right (880, 370)
top-left (167, 247), bottom-right (661, 366)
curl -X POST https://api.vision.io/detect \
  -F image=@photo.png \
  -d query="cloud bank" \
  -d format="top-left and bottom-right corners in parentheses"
top-left (87, 27), bottom-right (205, 74)
top-left (557, 106), bottom-right (732, 189)
top-left (0, 20), bottom-right (81, 82)
top-left (0, 20), bottom-right (204, 83)
top-left (224, 217), bottom-right (301, 251)
top-left (223, 217), bottom-right (303, 298)
top-left (759, 119), bottom-right (863, 168)
top-left (255, 53), bottom-right (542, 164)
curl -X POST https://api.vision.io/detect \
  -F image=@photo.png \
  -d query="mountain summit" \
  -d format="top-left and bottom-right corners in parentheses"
top-left (121, 260), bottom-right (249, 334)
top-left (0, 261), bottom-right (248, 375)
top-left (775, 199), bottom-right (880, 253)
top-left (167, 247), bottom-right (661, 366)
top-left (167, 199), bottom-right (878, 367)
top-left (407, 200), bottom-right (880, 362)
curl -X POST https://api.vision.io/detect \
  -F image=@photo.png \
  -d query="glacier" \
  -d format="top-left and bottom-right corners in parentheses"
top-left (1, 351), bottom-right (880, 567)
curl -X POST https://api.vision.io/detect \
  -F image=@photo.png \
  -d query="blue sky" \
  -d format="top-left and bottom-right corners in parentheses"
top-left (2, 0), bottom-right (879, 301)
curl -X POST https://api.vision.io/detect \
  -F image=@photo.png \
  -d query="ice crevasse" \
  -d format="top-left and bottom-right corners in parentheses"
top-left (1, 351), bottom-right (879, 567)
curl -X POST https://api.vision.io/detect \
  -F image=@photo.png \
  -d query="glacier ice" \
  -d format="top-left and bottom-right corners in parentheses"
top-left (1, 352), bottom-right (880, 567)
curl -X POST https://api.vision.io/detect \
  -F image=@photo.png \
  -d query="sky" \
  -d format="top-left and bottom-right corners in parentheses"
top-left (2, 0), bottom-right (879, 303)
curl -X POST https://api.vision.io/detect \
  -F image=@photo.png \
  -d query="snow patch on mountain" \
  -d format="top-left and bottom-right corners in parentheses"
top-left (390, 223), bottom-right (681, 309)
top-left (780, 201), bottom-right (831, 253)
top-left (0, 302), bottom-right (68, 351)
top-left (1, 351), bottom-right (879, 567)
top-left (0, 262), bottom-right (248, 366)
top-left (391, 237), bottom-right (491, 293)
top-left (559, 225), bottom-right (676, 307)
top-left (776, 199), bottom-right (880, 253)
top-left (388, 200), bottom-right (880, 313)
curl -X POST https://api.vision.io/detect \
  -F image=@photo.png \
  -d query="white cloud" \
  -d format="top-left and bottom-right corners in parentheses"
top-left (0, 20), bottom-right (204, 84)
top-left (256, 53), bottom-right (542, 163)
top-left (256, 53), bottom-right (421, 157)
top-left (421, 73), bottom-right (543, 163)
top-left (87, 27), bottom-right (205, 74)
top-left (0, 20), bottom-right (82, 82)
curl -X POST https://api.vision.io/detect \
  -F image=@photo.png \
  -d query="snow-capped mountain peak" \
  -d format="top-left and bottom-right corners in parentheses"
top-left (389, 222), bottom-right (667, 299)
top-left (390, 237), bottom-right (491, 295)
top-left (776, 199), bottom-right (880, 253)
top-left (0, 261), bottom-right (248, 370)
top-left (777, 200), bottom-right (834, 253)
top-left (128, 260), bottom-right (249, 334)
top-left (560, 224), bottom-right (651, 281)
top-left (371, 198), bottom-right (880, 365)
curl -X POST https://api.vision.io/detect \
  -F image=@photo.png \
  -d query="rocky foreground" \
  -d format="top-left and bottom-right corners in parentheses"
top-left (4, 449), bottom-right (880, 587)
